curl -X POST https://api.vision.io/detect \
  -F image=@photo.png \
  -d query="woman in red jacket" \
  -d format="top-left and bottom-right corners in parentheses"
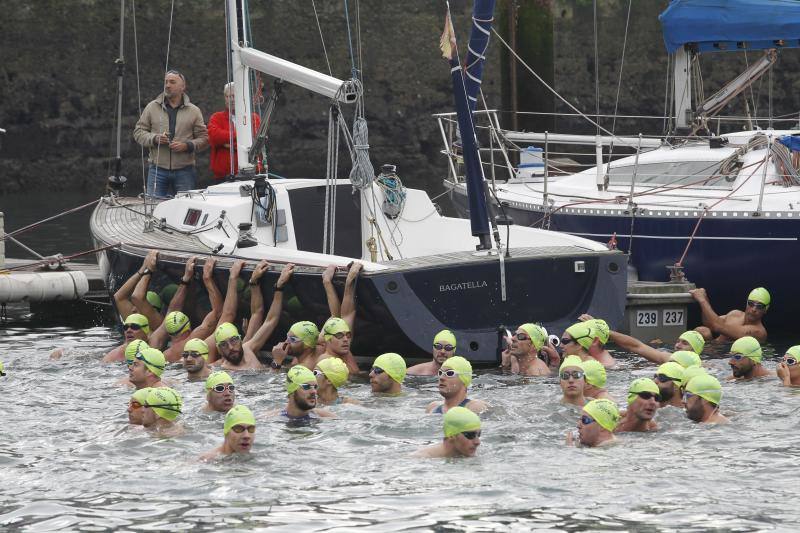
top-left (208, 82), bottom-right (261, 180)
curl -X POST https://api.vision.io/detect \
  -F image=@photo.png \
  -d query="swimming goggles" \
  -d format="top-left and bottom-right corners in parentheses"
top-left (286, 334), bottom-right (301, 344)
top-left (370, 367), bottom-right (385, 375)
top-left (182, 351), bottom-right (203, 359)
top-left (560, 370), bottom-right (585, 380)
top-left (461, 430), bottom-right (481, 440)
top-left (746, 300), bottom-right (767, 310)
top-left (437, 368), bottom-right (462, 378)
top-left (784, 356), bottom-right (798, 366)
top-left (331, 332), bottom-right (352, 340)
top-left (635, 391), bottom-right (661, 401)
top-left (218, 336), bottom-right (241, 349)
top-left (212, 383), bottom-right (235, 393)
top-left (433, 342), bottom-right (455, 351)
top-left (129, 401), bottom-right (143, 410)
top-left (299, 382), bottom-right (318, 391)
top-left (580, 415), bottom-right (595, 425)
top-left (135, 353), bottom-right (164, 370)
top-left (654, 373), bottom-right (677, 383)
top-left (514, 333), bottom-right (530, 341)
top-left (231, 424), bottom-right (256, 434)
top-left (124, 323), bottom-right (144, 331)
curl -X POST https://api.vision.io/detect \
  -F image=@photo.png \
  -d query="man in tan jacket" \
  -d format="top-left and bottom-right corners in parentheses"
top-left (133, 70), bottom-right (208, 198)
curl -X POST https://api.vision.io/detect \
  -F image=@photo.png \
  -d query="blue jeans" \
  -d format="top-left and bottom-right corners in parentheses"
top-left (146, 164), bottom-right (197, 198)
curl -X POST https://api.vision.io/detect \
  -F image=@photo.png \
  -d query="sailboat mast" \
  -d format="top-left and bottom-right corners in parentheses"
top-left (226, 0), bottom-right (256, 175)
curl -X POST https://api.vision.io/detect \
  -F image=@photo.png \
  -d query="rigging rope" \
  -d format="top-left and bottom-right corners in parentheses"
top-left (311, 0), bottom-right (334, 77)
top-left (1, 199), bottom-right (101, 242)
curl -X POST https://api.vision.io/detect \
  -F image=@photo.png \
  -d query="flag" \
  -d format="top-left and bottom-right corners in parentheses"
top-left (440, 10), bottom-right (457, 61)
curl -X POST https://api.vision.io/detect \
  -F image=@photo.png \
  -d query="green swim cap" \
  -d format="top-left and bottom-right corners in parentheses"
top-left (441, 356), bottom-right (473, 387)
top-left (286, 365), bottom-right (317, 395)
top-left (145, 387), bottom-right (182, 421)
top-left (587, 319), bottom-right (610, 345)
top-left (787, 346), bottom-right (800, 359)
top-left (685, 374), bottom-right (722, 405)
top-left (224, 405), bottom-right (256, 435)
top-left (138, 347), bottom-right (166, 377)
top-left (146, 291), bottom-right (163, 312)
top-left (124, 313), bottom-right (150, 335)
top-left (373, 353), bottom-right (407, 384)
top-left (519, 323), bottom-right (547, 350)
top-left (289, 321), bottom-right (320, 348)
top-left (670, 350), bottom-right (701, 369)
top-left (214, 322), bottom-right (240, 345)
top-left (322, 317), bottom-right (350, 341)
top-left (583, 399), bottom-right (620, 432)
top-left (131, 387), bottom-right (152, 404)
top-left (205, 371), bottom-right (234, 391)
top-left (164, 311), bottom-right (191, 335)
top-left (581, 359), bottom-right (607, 388)
top-left (679, 331), bottom-right (705, 354)
top-left (565, 323), bottom-right (593, 351)
top-left (730, 336), bottom-right (762, 363)
top-left (560, 355), bottom-right (584, 373)
top-left (316, 357), bottom-right (349, 388)
top-left (443, 406), bottom-right (481, 438)
top-left (680, 366), bottom-right (708, 390)
top-left (159, 284), bottom-right (178, 307)
top-left (125, 339), bottom-right (149, 364)
top-left (183, 338), bottom-right (209, 361)
top-left (657, 361), bottom-right (685, 385)
top-left (433, 329), bottom-right (457, 348)
top-left (627, 378), bottom-right (660, 405)
top-left (0, 361), bottom-right (5, 377)
top-left (747, 287), bottom-right (771, 308)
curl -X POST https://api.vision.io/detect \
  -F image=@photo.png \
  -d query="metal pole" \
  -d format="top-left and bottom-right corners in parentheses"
top-left (437, 116), bottom-right (458, 182)
top-left (543, 131), bottom-right (549, 206)
top-left (627, 133), bottom-right (642, 211)
top-left (509, 0), bottom-right (518, 133)
top-left (755, 134), bottom-right (771, 215)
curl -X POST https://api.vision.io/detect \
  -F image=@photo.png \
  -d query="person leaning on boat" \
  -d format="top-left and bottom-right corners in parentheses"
top-left (133, 69), bottom-right (208, 198)
top-left (690, 287), bottom-right (769, 344)
top-left (207, 82), bottom-right (261, 180)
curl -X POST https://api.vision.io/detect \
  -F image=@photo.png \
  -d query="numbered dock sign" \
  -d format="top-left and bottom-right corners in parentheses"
top-left (636, 310), bottom-right (658, 327)
top-left (662, 309), bottom-right (685, 326)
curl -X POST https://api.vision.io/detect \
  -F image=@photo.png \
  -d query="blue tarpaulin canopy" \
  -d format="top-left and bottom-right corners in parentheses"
top-left (660, 0), bottom-right (800, 53)
top-left (778, 135), bottom-right (800, 151)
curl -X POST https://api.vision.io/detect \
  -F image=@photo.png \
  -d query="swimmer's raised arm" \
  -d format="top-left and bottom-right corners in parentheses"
top-left (341, 262), bottom-right (362, 332)
top-left (322, 265), bottom-right (340, 318)
top-left (130, 250), bottom-right (163, 330)
top-left (189, 258), bottom-right (223, 342)
top-left (218, 260), bottom-right (245, 326)
top-left (244, 260), bottom-right (270, 342)
top-left (608, 330), bottom-right (669, 364)
top-left (243, 263), bottom-right (293, 363)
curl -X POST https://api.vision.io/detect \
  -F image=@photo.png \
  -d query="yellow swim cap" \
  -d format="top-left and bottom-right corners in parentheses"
top-left (587, 319), bottom-right (610, 345)
top-left (289, 321), bottom-right (320, 348)
top-left (373, 353), bottom-right (407, 384)
top-left (680, 366), bottom-right (708, 390)
top-left (145, 387), bottom-right (182, 421)
top-left (433, 329), bottom-right (457, 348)
top-left (583, 399), bottom-right (620, 432)
top-left (214, 322), bottom-right (240, 345)
top-left (560, 355), bottom-right (584, 373)
top-left (441, 356), bottom-right (473, 387)
top-left (125, 339), bottom-right (149, 365)
top-left (581, 359), bottom-right (607, 388)
top-left (224, 405), bottom-right (255, 435)
top-left (747, 287), bottom-right (771, 308)
top-left (519, 323), bottom-right (547, 350)
top-left (443, 406), bottom-right (481, 438)
top-left (787, 346), bottom-right (800, 359)
top-left (656, 361), bottom-right (685, 385)
top-left (670, 350), bottom-right (701, 368)
top-left (159, 284), bottom-right (178, 307)
top-left (316, 357), bottom-right (349, 388)
top-left (730, 336), bottom-right (762, 363)
top-left (183, 338), bottom-right (209, 361)
top-left (322, 317), bottom-right (350, 341)
top-left (124, 313), bottom-right (150, 335)
top-left (286, 365), bottom-right (317, 395)
top-left (164, 311), bottom-right (191, 335)
top-left (131, 387), bottom-right (152, 404)
top-left (627, 378), bottom-right (660, 405)
top-left (146, 290), bottom-right (163, 311)
top-left (138, 347), bottom-right (166, 378)
top-left (685, 374), bottom-right (722, 405)
top-left (565, 323), bottom-right (593, 351)
top-left (205, 371), bottom-right (234, 391)
top-left (0, 361), bottom-right (6, 376)
top-left (679, 331), bottom-right (705, 354)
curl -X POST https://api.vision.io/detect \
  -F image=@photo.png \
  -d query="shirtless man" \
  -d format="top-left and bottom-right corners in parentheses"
top-left (577, 316), bottom-right (616, 367)
top-left (141, 387), bottom-right (184, 437)
top-left (616, 378), bottom-right (660, 432)
top-left (369, 353), bottom-right (407, 395)
top-left (776, 346), bottom-right (800, 387)
top-left (182, 338), bottom-right (212, 381)
top-left (425, 356), bottom-right (487, 414)
top-left (102, 313), bottom-right (150, 363)
top-left (112, 250), bottom-right (164, 331)
top-left (691, 287), bottom-right (769, 344)
top-left (204, 371), bottom-right (236, 413)
top-left (271, 320), bottom-right (320, 371)
top-left (128, 347), bottom-right (166, 389)
top-left (683, 374), bottom-right (729, 424)
top-left (314, 357), bottom-right (358, 406)
top-left (201, 405), bottom-right (256, 460)
top-left (502, 323), bottom-right (550, 376)
top-left (653, 362), bottom-right (685, 408)
top-left (407, 329), bottom-right (457, 376)
top-left (581, 359), bottom-right (611, 400)
top-left (275, 365), bottom-right (333, 422)
top-left (727, 336), bottom-right (771, 380)
top-left (565, 399), bottom-right (619, 447)
top-left (317, 262), bottom-right (362, 374)
top-left (559, 356), bottom-right (587, 407)
top-left (608, 329), bottom-right (705, 366)
top-left (563, 322), bottom-right (615, 368)
top-left (413, 407), bottom-right (482, 458)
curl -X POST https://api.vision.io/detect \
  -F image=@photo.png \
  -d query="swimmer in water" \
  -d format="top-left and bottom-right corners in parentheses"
top-left (201, 405), bottom-right (256, 460)
top-left (318, 262), bottom-right (362, 374)
top-left (577, 316), bottom-right (616, 367)
top-left (683, 374), bottom-right (728, 424)
top-left (211, 322), bottom-right (262, 370)
top-left (653, 362), bottom-right (685, 408)
top-left (501, 323), bottom-right (550, 376)
top-left (413, 406), bottom-right (482, 458)
top-left (407, 329), bottom-right (458, 376)
top-left (369, 353), bottom-right (407, 395)
top-left (271, 321), bottom-right (320, 371)
top-left (127, 387), bottom-right (152, 425)
top-left (314, 357), bottom-right (358, 405)
top-left (566, 398), bottom-right (620, 447)
top-left (204, 371), bottom-right (236, 413)
top-left (559, 356), bottom-right (587, 407)
top-left (670, 350), bottom-right (701, 369)
top-left (0, 361), bottom-right (5, 376)
top-left (102, 313), bottom-right (151, 363)
top-left (316, 317), bottom-right (359, 375)
top-left (141, 387), bottom-right (184, 436)
top-left (727, 336), bottom-right (771, 380)
top-left (560, 323), bottom-right (595, 363)
top-left (776, 346), bottom-right (800, 387)
top-left (679, 366), bottom-right (708, 396)
top-left (607, 328), bottom-right (705, 366)
top-left (691, 287), bottom-right (769, 344)
top-left (275, 365), bottom-right (333, 421)
top-left (182, 338), bottom-right (212, 381)
top-left (426, 356), bottom-right (487, 414)
top-left (128, 347), bottom-right (166, 389)
top-left (616, 378), bottom-right (660, 432)
top-left (581, 359), bottom-right (611, 400)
